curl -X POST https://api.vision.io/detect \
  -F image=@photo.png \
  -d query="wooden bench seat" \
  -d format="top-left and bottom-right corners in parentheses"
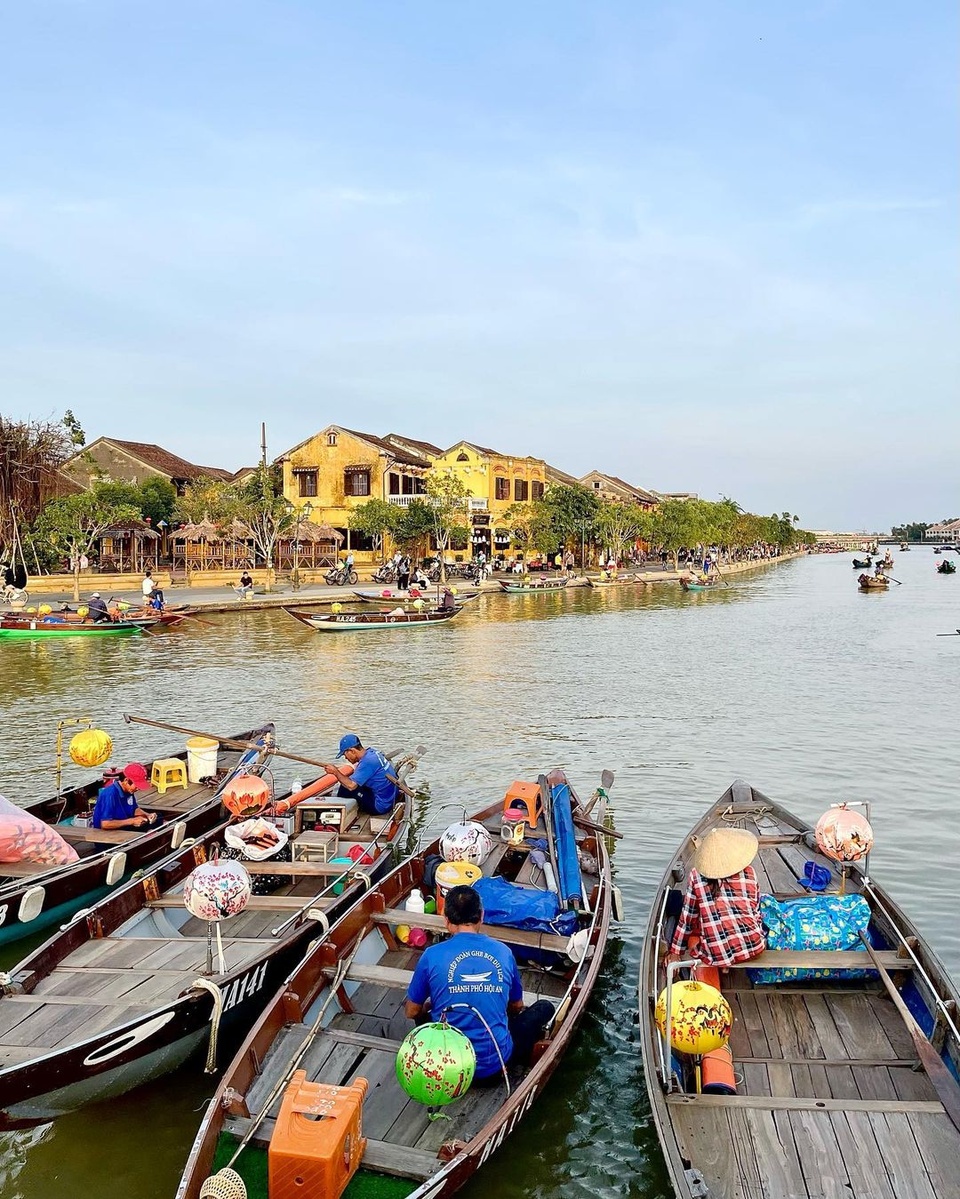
top-left (345, 962), bottom-right (543, 1007)
top-left (148, 895), bottom-right (331, 912)
top-left (727, 949), bottom-right (908, 971)
top-left (373, 908), bottom-right (571, 953)
top-left (57, 826), bottom-right (142, 844)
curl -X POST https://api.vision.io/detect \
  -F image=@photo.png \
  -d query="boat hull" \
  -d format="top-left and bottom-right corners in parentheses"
top-left (286, 607), bottom-right (461, 631)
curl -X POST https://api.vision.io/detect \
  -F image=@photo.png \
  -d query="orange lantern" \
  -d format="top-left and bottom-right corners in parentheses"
top-left (222, 774), bottom-right (271, 818)
top-left (815, 805), bottom-right (874, 863)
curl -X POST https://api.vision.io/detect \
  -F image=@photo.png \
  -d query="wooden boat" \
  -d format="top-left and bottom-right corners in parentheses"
top-left (352, 589), bottom-right (480, 606)
top-left (879, 557), bottom-right (895, 570)
top-left (679, 576), bottom-right (718, 592)
top-left (498, 576), bottom-right (570, 593)
top-left (177, 768), bottom-right (614, 1199)
top-left (639, 779), bottom-right (960, 1199)
top-left (900, 542), bottom-right (911, 551)
top-left (285, 606), bottom-right (462, 632)
top-left (858, 574), bottom-right (889, 590)
top-left (937, 560), bottom-right (957, 574)
top-left (851, 557), bottom-right (872, 569)
top-left (0, 749), bottom-right (422, 1128)
top-left (0, 723), bottom-right (274, 947)
top-left (0, 616), bottom-right (156, 637)
top-left (586, 574), bottom-right (644, 588)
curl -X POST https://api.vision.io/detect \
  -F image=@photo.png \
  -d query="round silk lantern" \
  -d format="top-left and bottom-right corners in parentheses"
top-left (222, 774), bottom-right (271, 818)
top-left (655, 980), bottom-right (732, 1055)
top-left (183, 859), bottom-right (252, 921)
top-left (331, 602), bottom-right (343, 614)
top-left (440, 821), bottom-right (493, 866)
top-left (381, 589), bottom-right (392, 598)
top-left (413, 599), bottom-right (425, 611)
top-left (815, 805), bottom-right (874, 863)
top-left (69, 728), bottom-right (113, 768)
top-left (38, 604), bottom-right (52, 616)
top-left (396, 1023), bottom-right (476, 1106)
top-left (77, 606), bottom-right (89, 618)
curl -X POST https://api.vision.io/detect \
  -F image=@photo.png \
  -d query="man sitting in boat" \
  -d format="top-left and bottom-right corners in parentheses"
top-left (319, 733), bottom-right (399, 816)
top-left (666, 828), bottom-right (765, 968)
top-left (86, 592), bottom-right (111, 622)
top-left (440, 587), bottom-right (457, 611)
top-left (90, 763), bottom-right (160, 830)
top-left (404, 885), bottom-right (555, 1084)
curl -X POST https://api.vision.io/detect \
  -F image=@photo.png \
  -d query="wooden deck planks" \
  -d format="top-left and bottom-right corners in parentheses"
top-left (866, 1112), bottom-right (939, 1199)
top-left (906, 1111), bottom-right (960, 1199)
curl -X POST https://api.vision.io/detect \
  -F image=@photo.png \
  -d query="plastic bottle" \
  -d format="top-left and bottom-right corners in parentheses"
top-left (404, 888), bottom-right (426, 915)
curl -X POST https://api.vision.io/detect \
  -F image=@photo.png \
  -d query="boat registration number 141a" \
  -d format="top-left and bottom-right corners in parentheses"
top-left (221, 962), bottom-right (268, 1012)
top-left (476, 1083), bottom-right (539, 1166)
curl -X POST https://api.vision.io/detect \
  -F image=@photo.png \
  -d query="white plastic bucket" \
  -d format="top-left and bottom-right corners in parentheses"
top-left (185, 736), bottom-right (218, 784)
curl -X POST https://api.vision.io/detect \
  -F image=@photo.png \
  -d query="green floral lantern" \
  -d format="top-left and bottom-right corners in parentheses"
top-left (396, 1022), bottom-right (476, 1106)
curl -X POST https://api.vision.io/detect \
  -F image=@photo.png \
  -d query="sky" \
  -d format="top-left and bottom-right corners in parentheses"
top-left (1, 1), bottom-right (957, 531)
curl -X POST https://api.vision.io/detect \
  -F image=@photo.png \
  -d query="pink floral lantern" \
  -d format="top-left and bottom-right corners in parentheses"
top-left (814, 805), bottom-right (874, 864)
top-left (222, 774), bottom-right (271, 819)
top-left (183, 858), bottom-right (252, 921)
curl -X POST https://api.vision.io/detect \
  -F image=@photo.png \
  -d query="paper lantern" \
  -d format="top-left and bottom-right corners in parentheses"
top-left (413, 599), bottom-right (425, 610)
top-left (69, 728), bottom-right (113, 768)
top-left (38, 604), bottom-right (52, 616)
top-left (655, 980), bottom-right (732, 1055)
top-left (440, 821), bottom-right (494, 865)
top-left (222, 774), bottom-right (271, 818)
top-left (77, 606), bottom-right (89, 617)
top-left (331, 602), bottom-right (343, 614)
top-left (815, 806), bottom-right (874, 863)
top-left (396, 1023), bottom-right (475, 1106)
top-left (183, 859), bottom-right (252, 921)
top-left (381, 589), bottom-right (392, 598)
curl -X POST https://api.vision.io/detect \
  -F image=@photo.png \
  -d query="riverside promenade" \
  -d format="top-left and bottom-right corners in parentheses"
top-left (15, 552), bottom-right (805, 616)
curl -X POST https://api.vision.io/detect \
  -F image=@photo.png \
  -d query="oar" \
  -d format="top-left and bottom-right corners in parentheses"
top-left (573, 812), bottom-right (624, 840)
top-left (858, 930), bottom-right (960, 1134)
top-left (883, 574), bottom-right (903, 585)
top-left (582, 769), bottom-right (615, 819)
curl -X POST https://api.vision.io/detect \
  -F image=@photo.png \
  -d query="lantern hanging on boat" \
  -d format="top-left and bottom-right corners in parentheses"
top-left (69, 728), bottom-right (113, 768)
top-left (183, 859), bottom-right (252, 921)
top-left (814, 805), bottom-right (874, 863)
top-left (655, 980), bottom-right (732, 1055)
top-left (221, 774), bottom-right (271, 818)
top-left (440, 821), bottom-right (493, 866)
top-left (331, 602), bottom-right (343, 614)
top-left (396, 1022), bottom-right (475, 1106)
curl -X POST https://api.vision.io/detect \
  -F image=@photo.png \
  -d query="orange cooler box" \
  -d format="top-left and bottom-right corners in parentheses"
top-left (269, 1070), bottom-right (368, 1199)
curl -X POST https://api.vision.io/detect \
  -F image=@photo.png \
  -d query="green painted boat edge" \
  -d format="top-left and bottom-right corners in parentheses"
top-left (0, 883), bottom-right (113, 945)
top-left (0, 624), bottom-right (143, 638)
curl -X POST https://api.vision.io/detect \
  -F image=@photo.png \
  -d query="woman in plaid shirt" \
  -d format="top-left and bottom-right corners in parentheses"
top-left (668, 827), bottom-right (766, 967)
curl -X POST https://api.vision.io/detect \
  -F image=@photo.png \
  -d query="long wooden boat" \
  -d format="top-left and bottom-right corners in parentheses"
top-left (639, 779), bottom-right (960, 1199)
top-left (0, 749), bottom-right (422, 1128)
top-left (585, 574), bottom-right (645, 588)
top-left (285, 606), bottom-right (462, 632)
top-left (679, 576), bottom-right (718, 593)
top-left (851, 557), bottom-right (872, 569)
top-left (937, 560), bottom-right (957, 574)
top-left (177, 768), bottom-right (613, 1199)
top-left (858, 574), bottom-right (890, 590)
top-left (0, 616), bottom-right (155, 637)
top-left (0, 723), bottom-right (275, 947)
top-left (498, 576), bottom-right (569, 593)
top-left (352, 588), bottom-right (480, 604)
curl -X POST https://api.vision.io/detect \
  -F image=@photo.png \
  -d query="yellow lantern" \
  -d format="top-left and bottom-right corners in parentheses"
top-left (331, 602), bottom-right (343, 614)
top-left (655, 980), bottom-right (732, 1055)
top-left (38, 604), bottom-right (52, 616)
top-left (69, 728), bottom-right (113, 768)
top-left (77, 605), bottom-right (89, 618)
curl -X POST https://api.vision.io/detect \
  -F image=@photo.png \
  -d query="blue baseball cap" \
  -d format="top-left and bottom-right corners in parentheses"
top-left (336, 733), bottom-right (362, 758)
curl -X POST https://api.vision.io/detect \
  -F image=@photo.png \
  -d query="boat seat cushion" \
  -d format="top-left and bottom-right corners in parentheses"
top-left (750, 893), bottom-right (875, 983)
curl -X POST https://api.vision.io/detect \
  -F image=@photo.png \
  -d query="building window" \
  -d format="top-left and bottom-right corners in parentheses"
top-left (593, 480), bottom-right (601, 489)
top-left (531, 480), bottom-right (544, 501)
top-left (401, 475), bottom-right (414, 495)
top-left (327, 432), bottom-right (338, 446)
top-left (344, 469), bottom-right (371, 497)
top-left (456, 452), bottom-right (470, 462)
top-left (388, 473), bottom-right (400, 495)
top-left (297, 470), bottom-right (318, 498)
top-left (495, 477), bottom-right (510, 501)
top-left (514, 479), bottom-right (529, 502)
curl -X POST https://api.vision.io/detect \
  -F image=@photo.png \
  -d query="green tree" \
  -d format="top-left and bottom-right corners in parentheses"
top-left (349, 499), bottom-right (400, 559)
top-left (537, 484), bottom-right (602, 563)
top-left (649, 499), bottom-right (708, 570)
top-left (425, 471), bottom-right (470, 581)
top-left (235, 466), bottom-right (293, 588)
top-left (35, 486), bottom-right (141, 600)
top-left (394, 500), bottom-right (435, 559)
top-left (593, 501), bottom-right (651, 566)
top-left (138, 477), bottom-right (176, 528)
top-left (173, 478), bottom-right (239, 526)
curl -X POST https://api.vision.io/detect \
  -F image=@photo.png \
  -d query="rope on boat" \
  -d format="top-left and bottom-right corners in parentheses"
top-left (350, 870), bottom-right (374, 891)
top-left (192, 978), bottom-right (225, 1073)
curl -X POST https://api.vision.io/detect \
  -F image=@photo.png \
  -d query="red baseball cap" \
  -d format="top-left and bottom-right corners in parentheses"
top-left (122, 763), bottom-right (149, 791)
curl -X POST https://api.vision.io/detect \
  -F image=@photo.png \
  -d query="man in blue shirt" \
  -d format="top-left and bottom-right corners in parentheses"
top-left (91, 763), bottom-right (159, 830)
top-left (320, 734), bottom-right (399, 816)
top-left (404, 885), bottom-right (554, 1083)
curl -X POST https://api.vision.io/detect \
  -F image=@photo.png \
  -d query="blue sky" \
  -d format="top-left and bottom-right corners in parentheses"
top-left (2, 1), bottom-right (956, 530)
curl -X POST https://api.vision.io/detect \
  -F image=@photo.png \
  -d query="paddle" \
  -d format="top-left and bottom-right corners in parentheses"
top-left (858, 930), bottom-right (960, 1134)
top-left (583, 769), bottom-right (615, 819)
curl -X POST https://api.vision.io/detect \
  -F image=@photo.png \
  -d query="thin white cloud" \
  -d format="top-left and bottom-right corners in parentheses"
top-left (794, 197), bottom-right (943, 226)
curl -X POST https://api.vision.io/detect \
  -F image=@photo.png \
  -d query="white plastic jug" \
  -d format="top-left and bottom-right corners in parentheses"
top-left (404, 888), bottom-right (426, 915)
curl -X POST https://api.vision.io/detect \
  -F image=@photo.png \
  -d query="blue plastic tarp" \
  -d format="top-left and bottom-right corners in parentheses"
top-left (551, 779), bottom-right (583, 908)
top-left (473, 876), bottom-right (579, 937)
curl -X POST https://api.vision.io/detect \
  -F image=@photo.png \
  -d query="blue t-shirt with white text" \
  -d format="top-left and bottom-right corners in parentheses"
top-left (407, 932), bottom-right (522, 1078)
top-left (351, 748), bottom-right (398, 814)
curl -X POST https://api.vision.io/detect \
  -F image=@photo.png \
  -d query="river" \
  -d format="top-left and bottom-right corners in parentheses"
top-left (0, 551), bottom-right (957, 1199)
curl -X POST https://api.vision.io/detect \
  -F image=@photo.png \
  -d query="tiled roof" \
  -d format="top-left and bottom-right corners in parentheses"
top-left (383, 434), bottom-right (443, 459)
top-left (103, 439), bottom-right (228, 481)
top-left (605, 474), bottom-right (658, 503)
top-left (340, 428), bottom-right (426, 468)
top-left (545, 463), bottom-right (580, 487)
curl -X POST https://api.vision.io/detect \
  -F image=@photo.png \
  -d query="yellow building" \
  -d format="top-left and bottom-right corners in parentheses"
top-left (431, 441), bottom-right (546, 558)
top-left (277, 426), bottom-right (432, 555)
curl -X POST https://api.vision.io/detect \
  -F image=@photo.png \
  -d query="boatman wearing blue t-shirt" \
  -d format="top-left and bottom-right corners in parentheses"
top-left (404, 885), bottom-right (555, 1084)
top-left (320, 734), bottom-right (399, 816)
top-left (90, 763), bottom-right (159, 830)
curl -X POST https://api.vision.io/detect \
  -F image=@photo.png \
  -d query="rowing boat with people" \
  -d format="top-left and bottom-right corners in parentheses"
top-left (498, 576), bottom-right (570, 594)
top-left (858, 574), bottom-right (890, 590)
top-left (352, 589), bottom-right (480, 605)
top-left (0, 616), bottom-right (156, 637)
top-left (0, 722), bottom-right (274, 946)
top-left (639, 779), bottom-right (960, 1199)
top-left (679, 576), bottom-right (719, 592)
top-left (585, 574), bottom-right (645, 588)
top-left (285, 606), bottom-right (463, 632)
top-left (0, 745), bottom-right (422, 1128)
top-left (177, 768), bottom-right (616, 1199)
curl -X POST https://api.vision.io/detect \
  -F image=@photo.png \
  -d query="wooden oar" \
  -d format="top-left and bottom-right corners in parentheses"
top-left (583, 769), bottom-right (615, 818)
top-left (858, 930), bottom-right (960, 1133)
top-left (574, 812), bottom-right (624, 840)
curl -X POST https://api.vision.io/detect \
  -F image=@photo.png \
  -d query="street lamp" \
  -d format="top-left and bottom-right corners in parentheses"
top-left (292, 501), bottom-right (313, 591)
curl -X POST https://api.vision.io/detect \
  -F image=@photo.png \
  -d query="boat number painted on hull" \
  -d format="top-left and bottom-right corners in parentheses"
top-left (221, 961), bottom-right (268, 1012)
top-left (82, 1011), bottom-right (177, 1066)
top-left (476, 1084), bottom-right (539, 1167)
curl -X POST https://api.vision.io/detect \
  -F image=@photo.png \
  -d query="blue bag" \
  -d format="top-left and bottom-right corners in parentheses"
top-left (750, 893), bottom-right (875, 984)
top-left (473, 876), bottom-right (579, 937)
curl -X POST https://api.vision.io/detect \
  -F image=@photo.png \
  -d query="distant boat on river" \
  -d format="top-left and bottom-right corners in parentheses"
top-left (858, 573), bottom-right (889, 590)
top-left (498, 576), bottom-right (570, 594)
top-left (937, 560), bottom-right (957, 574)
top-left (852, 557), bottom-right (872, 569)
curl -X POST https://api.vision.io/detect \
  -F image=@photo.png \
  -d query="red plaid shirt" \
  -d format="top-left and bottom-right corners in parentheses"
top-left (669, 866), bottom-right (765, 967)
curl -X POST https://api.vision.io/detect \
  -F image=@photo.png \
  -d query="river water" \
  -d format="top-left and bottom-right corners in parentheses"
top-left (0, 551), bottom-right (958, 1199)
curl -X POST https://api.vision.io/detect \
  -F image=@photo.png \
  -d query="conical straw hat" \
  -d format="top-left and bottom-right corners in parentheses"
top-left (695, 827), bottom-right (759, 880)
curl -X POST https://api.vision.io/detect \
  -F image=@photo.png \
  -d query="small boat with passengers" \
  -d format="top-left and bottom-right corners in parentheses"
top-left (858, 573), bottom-right (889, 591)
top-left (0, 744), bottom-right (422, 1127)
top-left (177, 768), bottom-right (615, 1199)
top-left (285, 604), bottom-right (463, 632)
top-left (0, 720), bottom-right (274, 946)
top-left (679, 575), bottom-right (719, 592)
top-left (498, 575), bottom-right (570, 594)
top-left (639, 779), bottom-right (960, 1199)
top-left (851, 557), bottom-right (872, 569)
top-left (352, 588), bottom-right (480, 606)
top-left (0, 614), bottom-right (159, 637)
top-left (937, 560), bottom-right (957, 574)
